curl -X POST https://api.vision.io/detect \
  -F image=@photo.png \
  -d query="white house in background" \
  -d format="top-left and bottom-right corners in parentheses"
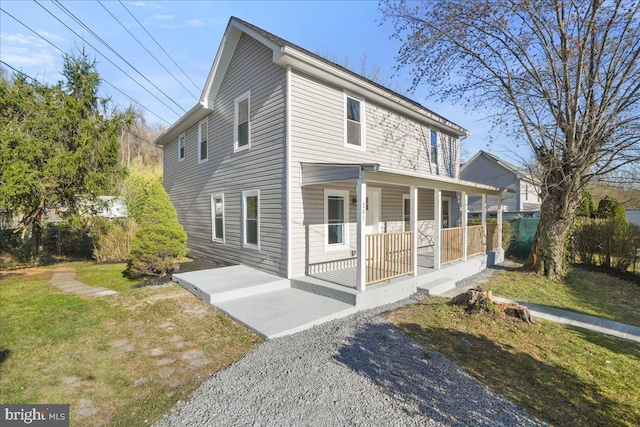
top-left (461, 150), bottom-right (541, 217)
top-left (155, 17), bottom-right (505, 304)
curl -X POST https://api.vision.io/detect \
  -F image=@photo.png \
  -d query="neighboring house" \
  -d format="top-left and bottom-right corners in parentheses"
top-left (460, 150), bottom-right (541, 217)
top-left (155, 17), bottom-right (504, 294)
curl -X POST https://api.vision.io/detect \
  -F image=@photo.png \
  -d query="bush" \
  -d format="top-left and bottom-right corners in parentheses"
top-left (91, 217), bottom-right (138, 262)
top-left (0, 229), bottom-right (24, 254)
top-left (128, 179), bottom-right (187, 276)
top-left (123, 167), bottom-right (154, 223)
top-left (43, 221), bottom-right (93, 258)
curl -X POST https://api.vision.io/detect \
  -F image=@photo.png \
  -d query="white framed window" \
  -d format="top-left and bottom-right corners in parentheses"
top-left (430, 130), bottom-right (438, 164)
top-left (344, 93), bottom-right (365, 150)
top-left (211, 193), bottom-right (225, 243)
top-left (324, 189), bottom-right (349, 251)
top-left (234, 91), bottom-right (251, 152)
top-left (198, 118), bottom-right (208, 163)
top-left (242, 190), bottom-right (259, 249)
top-left (403, 194), bottom-right (411, 232)
top-left (178, 132), bottom-right (186, 161)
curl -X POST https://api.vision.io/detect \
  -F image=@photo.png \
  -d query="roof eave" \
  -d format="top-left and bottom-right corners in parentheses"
top-left (154, 103), bottom-right (209, 146)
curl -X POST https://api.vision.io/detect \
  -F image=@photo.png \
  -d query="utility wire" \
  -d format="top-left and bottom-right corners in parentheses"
top-left (49, 0), bottom-right (186, 114)
top-left (31, 1), bottom-right (181, 118)
top-left (97, 0), bottom-right (198, 102)
top-left (0, 7), bottom-right (171, 125)
top-left (119, 0), bottom-right (201, 93)
top-left (0, 60), bottom-right (42, 84)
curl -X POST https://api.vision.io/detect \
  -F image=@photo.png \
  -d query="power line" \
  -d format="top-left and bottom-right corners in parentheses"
top-left (97, 0), bottom-right (198, 102)
top-left (0, 60), bottom-right (42, 84)
top-left (31, 1), bottom-right (182, 118)
top-left (49, 0), bottom-right (186, 114)
top-left (0, 7), bottom-right (171, 125)
top-left (119, 0), bottom-right (201, 93)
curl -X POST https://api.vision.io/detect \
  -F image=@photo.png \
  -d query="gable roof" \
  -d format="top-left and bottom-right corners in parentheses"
top-left (156, 17), bottom-right (469, 146)
top-left (461, 150), bottom-right (537, 183)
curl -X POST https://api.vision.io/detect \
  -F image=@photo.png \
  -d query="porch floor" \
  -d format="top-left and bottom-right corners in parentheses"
top-left (309, 253), bottom-right (435, 289)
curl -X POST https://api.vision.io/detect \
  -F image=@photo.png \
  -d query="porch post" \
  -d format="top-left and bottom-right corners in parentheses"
top-left (410, 186), bottom-right (418, 276)
top-left (434, 188), bottom-right (441, 270)
top-left (356, 178), bottom-right (367, 291)
top-left (461, 191), bottom-right (468, 261)
top-left (497, 194), bottom-right (503, 251)
top-left (481, 193), bottom-right (487, 253)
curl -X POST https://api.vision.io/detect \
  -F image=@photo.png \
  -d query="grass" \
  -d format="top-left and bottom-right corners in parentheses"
top-left (486, 264), bottom-right (640, 326)
top-left (0, 262), bottom-right (261, 426)
top-left (384, 297), bottom-right (640, 427)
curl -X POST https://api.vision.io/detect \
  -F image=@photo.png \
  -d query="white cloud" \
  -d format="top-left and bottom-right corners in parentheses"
top-left (148, 14), bottom-right (174, 21)
top-left (0, 32), bottom-right (62, 82)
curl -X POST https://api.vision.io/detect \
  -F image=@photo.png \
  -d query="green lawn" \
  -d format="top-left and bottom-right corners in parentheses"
top-left (486, 265), bottom-right (640, 326)
top-left (384, 296), bottom-right (640, 427)
top-left (0, 262), bottom-right (261, 426)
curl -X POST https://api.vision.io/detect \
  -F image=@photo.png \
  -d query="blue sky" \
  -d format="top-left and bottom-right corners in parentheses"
top-left (0, 0), bottom-right (522, 162)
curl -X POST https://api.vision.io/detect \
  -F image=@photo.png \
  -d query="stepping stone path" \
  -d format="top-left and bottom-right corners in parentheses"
top-left (50, 269), bottom-right (117, 297)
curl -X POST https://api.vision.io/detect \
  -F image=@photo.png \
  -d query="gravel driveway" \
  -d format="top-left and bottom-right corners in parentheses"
top-left (154, 293), bottom-right (544, 427)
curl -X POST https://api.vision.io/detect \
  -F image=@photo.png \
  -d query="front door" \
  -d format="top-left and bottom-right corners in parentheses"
top-left (365, 188), bottom-right (381, 234)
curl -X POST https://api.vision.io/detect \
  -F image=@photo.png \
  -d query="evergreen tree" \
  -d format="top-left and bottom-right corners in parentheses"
top-left (577, 192), bottom-right (594, 218)
top-left (128, 179), bottom-right (187, 276)
top-left (0, 51), bottom-right (128, 258)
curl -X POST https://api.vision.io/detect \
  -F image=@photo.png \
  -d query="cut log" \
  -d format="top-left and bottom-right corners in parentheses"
top-left (448, 288), bottom-right (533, 323)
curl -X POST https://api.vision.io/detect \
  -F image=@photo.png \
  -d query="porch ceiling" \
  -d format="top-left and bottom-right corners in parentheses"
top-left (300, 162), bottom-right (503, 195)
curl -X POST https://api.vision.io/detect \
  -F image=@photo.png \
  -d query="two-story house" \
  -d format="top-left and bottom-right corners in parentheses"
top-left (156, 17), bottom-right (504, 305)
top-left (461, 151), bottom-right (541, 217)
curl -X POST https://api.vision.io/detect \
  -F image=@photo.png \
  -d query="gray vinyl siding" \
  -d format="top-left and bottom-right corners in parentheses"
top-left (289, 69), bottom-right (462, 277)
top-left (163, 33), bottom-right (287, 276)
top-left (461, 154), bottom-right (518, 212)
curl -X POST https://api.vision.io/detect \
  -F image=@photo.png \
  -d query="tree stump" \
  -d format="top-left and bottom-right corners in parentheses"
top-left (448, 288), bottom-right (533, 323)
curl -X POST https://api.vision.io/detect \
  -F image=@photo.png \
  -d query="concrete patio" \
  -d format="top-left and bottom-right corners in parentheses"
top-left (172, 252), bottom-right (501, 339)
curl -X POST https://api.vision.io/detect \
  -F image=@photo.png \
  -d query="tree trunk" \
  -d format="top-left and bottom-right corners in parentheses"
top-left (30, 219), bottom-right (42, 259)
top-left (528, 182), bottom-right (582, 280)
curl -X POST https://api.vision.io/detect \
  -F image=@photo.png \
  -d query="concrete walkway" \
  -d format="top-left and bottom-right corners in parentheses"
top-left (440, 285), bottom-right (640, 343)
top-left (493, 296), bottom-right (640, 344)
top-left (50, 270), bottom-right (117, 297)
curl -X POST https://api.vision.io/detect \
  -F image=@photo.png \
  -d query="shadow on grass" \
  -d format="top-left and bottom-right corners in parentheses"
top-left (335, 321), bottom-right (634, 427)
top-left (0, 349), bottom-right (11, 367)
top-left (569, 326), bottom-right (640, 360)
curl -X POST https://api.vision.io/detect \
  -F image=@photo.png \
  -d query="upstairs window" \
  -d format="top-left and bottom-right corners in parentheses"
top-left (178, 132), bottom-right (185, 161)
top-left (199, 119), bottom-right (208, 163)
top-left (430, 130), bottom-right (438, 164)
top-left (211, 194), bottom-right (224, 243)
top-left (234, 91), bottom-right (250, 152)
top-left (345, 94), bottom-right (365, 150)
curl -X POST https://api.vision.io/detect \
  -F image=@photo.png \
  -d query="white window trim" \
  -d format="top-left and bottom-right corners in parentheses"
top-left (430, 129), bottom-right (438, 164)
top-left (211, 193), bottom-right (225, 243)
top-left (242, 189), bottom-right (260, 250)
top-left (198, 118), bottom-right (209, 164)
top-left (234, 90), bottom-right (251, 153)
top-left (178, 132), bottom-right (186, 161)
top-left (403, 193), bottom-right (410, 232)
top-left (343, 92), bottom-right (366, 151)
top-left (324, 189), bottom-right (350, 252)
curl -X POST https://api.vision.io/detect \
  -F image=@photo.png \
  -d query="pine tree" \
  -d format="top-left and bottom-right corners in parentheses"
top-left (128, 179), bottom-right (187, 276)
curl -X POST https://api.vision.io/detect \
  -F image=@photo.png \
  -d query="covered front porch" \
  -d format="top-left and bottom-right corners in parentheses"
top-left (299, 163), bottom-right (504, 293)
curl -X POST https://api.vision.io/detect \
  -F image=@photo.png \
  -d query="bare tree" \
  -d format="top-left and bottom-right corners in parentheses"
top-left (381, 0), bottom-right (640, 279)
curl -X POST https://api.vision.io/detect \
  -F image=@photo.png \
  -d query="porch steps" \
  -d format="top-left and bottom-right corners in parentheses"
top-left (173, 265), bottom-right (290, 303)
top-left (291, 276), bottom-right (357, 305)
top-left (417, 277), bottom-right (457, 296)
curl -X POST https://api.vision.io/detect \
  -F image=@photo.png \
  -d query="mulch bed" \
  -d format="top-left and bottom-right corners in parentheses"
top-left (134, 258), bottom-right (229, 288)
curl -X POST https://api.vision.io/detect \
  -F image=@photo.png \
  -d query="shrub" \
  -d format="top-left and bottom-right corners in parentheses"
top-left (91, 217), bottom-right (138, 262)
top-left (122, 167), bottom-right (154, 223)
top-left (577, 191), bottom-right (594, 218)
top-left (128, 179), bottom-right (187, 276)
top-left (43, 221), bottom-right (93, 258)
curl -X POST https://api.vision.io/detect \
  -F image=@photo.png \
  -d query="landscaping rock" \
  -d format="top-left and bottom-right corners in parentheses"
top-left (134, 378), bottom-right (149, 388)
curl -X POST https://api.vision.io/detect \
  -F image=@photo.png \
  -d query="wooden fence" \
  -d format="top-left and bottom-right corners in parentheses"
top-left (365, 231), bottom-right (414, 285)
top-left (441, 227), bottom-right (463, 264)
top-left (467, 224), bottom-right (484, 256)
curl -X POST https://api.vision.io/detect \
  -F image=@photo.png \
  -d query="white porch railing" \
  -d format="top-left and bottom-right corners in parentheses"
top-left (366, 231), bottom-right (414, 285)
